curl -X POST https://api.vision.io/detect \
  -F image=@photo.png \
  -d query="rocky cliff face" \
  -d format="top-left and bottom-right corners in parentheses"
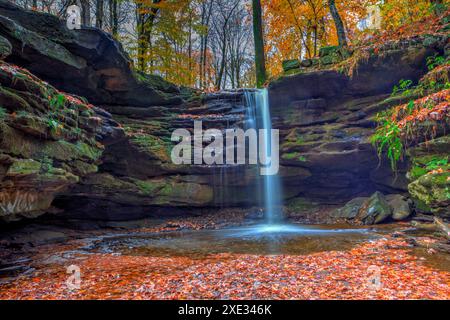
top-left (0, 59), bottom-right (124, 221)
top-left (0, 1), bottom-right (447, 222)
top-left (270, 38), bottom-right (446, 203)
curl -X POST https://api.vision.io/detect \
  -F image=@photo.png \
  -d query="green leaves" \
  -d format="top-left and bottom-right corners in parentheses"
top-left (425, 157), bottom-right (449, 171)
top-left (392, 79), bottom-right (413, 97)
top-left (371, 111), bottom-right (403, 172)
top-left (49, 93), bottom-right (66, 110)
top-left (426, 55), bottom-right (445, 71)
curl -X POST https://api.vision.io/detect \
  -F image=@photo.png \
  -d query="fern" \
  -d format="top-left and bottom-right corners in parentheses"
top-left (371, 112), bottom-right (404, 171)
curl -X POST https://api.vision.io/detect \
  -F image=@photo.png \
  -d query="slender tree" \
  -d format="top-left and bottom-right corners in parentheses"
top-left (328, 0), bottom-right (347, 47)
top-left (109, 0), bottom-right (119, 37)
top-left (79, 0), bottom-right (91, 26)
top-left (251, 0), bottom-right (266, 88)
top-left (96, 0), bottom-right (104, 28)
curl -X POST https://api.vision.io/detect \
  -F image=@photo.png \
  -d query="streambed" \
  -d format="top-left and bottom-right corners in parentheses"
top-left (0, 222), bottom-right (449, 299)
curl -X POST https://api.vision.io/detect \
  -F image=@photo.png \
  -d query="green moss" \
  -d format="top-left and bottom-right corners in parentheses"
top-left (286, 197), bottom-right (316, 212)
top-left (131, 134), bottom-right (170, 161)
top-left (283, 68), bottom-right (304, 76)
top-left (409, 165), bottom-right (428, 180)
top-left (7, 159), bottom-right (41, 175)
top-left (0, 107), bottom-right (7, 119)
top-left (42, 140), bottom-right (102, 162)
top-left (282, 152), bottom-right (307, 162)
top-left (134, 179), bottom-right (163, 195)
top-left (0, 86), bottom-right (32, 112)
top-left (69, 160), bottom-right (98, 176)
top-left (282, 59), bottom-right (301, 72)
top-left (409, 171), bottom-right (450, 213)
top-left (135, 71), bottom-right (179, 94)
top-left (408, 154), bottom-right (450, 180)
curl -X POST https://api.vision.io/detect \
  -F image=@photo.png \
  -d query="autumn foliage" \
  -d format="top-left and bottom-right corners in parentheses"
top-left (0, 237), bottom-right (449, 299)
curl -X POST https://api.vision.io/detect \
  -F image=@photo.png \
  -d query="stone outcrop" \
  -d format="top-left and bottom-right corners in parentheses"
top-left (407, 136), bottom-right (450, 218)
top-left (0, 61), bottom-right (123, 221)
top-left (270, 36), bottom-right (447, 204)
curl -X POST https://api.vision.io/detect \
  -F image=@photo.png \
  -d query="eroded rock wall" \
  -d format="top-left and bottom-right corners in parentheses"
top-left (0, 1), bottom-right (447, 221)
top-left (270, 37), bottom-right (447, 203)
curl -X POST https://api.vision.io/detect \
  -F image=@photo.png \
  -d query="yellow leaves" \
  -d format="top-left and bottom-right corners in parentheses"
top-left (379, 0), bottom-right (435, 32)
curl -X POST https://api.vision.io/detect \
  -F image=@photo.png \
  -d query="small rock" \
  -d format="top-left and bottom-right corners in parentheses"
top-left (386, 194), bottom-right (412, 221)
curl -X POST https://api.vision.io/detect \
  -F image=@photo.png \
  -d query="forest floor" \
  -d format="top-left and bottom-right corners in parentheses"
top-left (0, 213), bottom-right (449, 300)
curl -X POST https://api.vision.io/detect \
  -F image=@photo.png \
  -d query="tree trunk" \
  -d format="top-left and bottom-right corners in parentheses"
top-left (328, 0), bottom-right (347, 47)
top-left (136, 3), bottom-right (147, 72)
top-left (109, 0), bottom-right (118, 37)
top-left (80, 0), bottom-right (91, 26)
top-left (252, 0), bottom-right (266, 88)
top-left (96, 0), bottom-right (104, 28)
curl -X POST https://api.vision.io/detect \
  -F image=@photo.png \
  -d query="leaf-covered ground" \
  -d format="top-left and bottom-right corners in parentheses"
top-left (0, 237), bottom-right (448, 300)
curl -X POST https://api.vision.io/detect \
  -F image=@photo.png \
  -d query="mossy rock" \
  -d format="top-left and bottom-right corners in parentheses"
top-left (286, 197), bottom-right (317, 212)
top-left (6, 157), bottom-right (78, 184)
top-left (408, 172), bottom-right (450, 217)
top-left (282, 152), bottom-right (307, 163)
top-left (44, 140), bottom-right (102, 162)
top-left (319, 45), bottom-right (341, 57)
top-left (0, 86), bottom-right (32, 112)
top-left (333, 197), bottom-right (367, 220)
top-left (67, 160), bottom-right (98, 176)
top-left (7, 158), bottom-right (41, 175)
top-left (282, 59), bottom-right (301, 72)
top-left (154, 181), bottom-right (213, 206)
top-left (133, 179), bottom-right (165, 196)
top-left (135, 71), bottom-right (179, 94)
top-left (130, 134), bottom-right (170, 162)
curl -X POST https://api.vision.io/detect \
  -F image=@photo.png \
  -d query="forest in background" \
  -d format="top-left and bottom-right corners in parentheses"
top-left (8, 0), bottom-right (449, 89)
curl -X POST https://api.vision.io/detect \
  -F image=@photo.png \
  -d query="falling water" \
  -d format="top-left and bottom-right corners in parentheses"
top-left (244, 89), bottom-right (283, 225)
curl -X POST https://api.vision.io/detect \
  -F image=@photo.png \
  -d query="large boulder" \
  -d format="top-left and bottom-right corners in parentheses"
top-left (332, 197), bottom-right (367, 220)
top-left (407, 136), bottom-right (450, 218)
top-left (0, 0), bottom-right (180, 107)
top-left (409, 172), bottom-right (450, 218)
top-left (356, 192), bottom-right (392, 225)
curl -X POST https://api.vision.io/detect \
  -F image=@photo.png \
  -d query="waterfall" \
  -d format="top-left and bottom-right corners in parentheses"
top-left (244, 89), bottom-right (283, 224)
